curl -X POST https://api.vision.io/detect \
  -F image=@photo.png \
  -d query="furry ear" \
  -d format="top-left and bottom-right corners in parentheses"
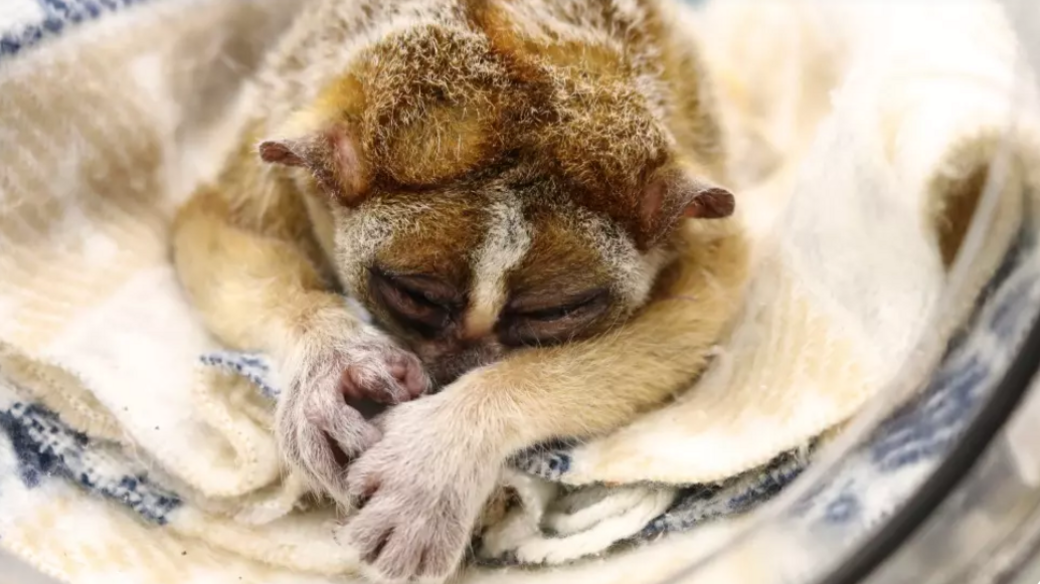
top-left (638, 166), bottom-right (735, 247)
top-left (258, 139), bottom-right (309, 167)
top-left (258, 124), bottom-right (369, 206)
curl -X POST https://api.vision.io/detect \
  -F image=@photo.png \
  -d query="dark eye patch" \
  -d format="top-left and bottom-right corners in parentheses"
top-left (499, 288), bottom-right (611, 346)
top-left (368, 268), bottom-right (463, 337)
top-left (511, 289), bottom-right (608, 321)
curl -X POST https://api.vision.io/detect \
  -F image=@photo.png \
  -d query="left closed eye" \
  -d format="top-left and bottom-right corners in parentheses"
top-left (513, 292), bottom-right (605, 322)
top-left (368, 268), bottom-right (461, 336)
top-left (499, 289), bottom-right (611, 346)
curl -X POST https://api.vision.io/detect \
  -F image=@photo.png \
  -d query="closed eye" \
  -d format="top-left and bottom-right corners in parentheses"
top-left (395, 282), bottom-right (442, 309)
top-left (499, 288), bottom-right (612, 347)
top-left (514, 291), bottom-right (606, 321)
top-left (368, 268), bottom-right (462, 336)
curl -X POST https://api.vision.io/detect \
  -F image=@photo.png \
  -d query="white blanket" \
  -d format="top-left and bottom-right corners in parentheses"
top-left (1, 0), bottom-right (1038, 582)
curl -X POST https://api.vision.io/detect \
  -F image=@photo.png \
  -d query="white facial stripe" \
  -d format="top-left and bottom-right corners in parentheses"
top-left (466, 195), bottom-right (532, 337)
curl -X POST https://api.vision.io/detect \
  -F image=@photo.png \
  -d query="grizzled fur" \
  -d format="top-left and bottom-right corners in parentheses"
top-left (172, 1), bottom-right (747, 582)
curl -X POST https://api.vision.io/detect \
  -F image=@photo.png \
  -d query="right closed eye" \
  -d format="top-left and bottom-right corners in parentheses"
top-left (368, 268), bottom-right (460, 336)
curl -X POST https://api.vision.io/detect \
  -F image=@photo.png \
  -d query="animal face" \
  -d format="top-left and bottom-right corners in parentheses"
top-left (258, 1), bottom-right (734, 385)
top-left (329, 166), bottom-right (671, 385)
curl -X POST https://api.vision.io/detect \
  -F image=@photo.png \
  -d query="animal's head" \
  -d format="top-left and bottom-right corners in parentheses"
top-left (258, 1), bottom-right (734, 385)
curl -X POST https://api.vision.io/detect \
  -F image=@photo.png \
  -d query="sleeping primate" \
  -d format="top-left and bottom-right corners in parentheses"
top-left (172, 0), bottom-right (748, 581)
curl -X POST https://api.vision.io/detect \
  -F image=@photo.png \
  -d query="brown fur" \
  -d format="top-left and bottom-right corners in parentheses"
top-left (171, 1), bottom-right (748, 582)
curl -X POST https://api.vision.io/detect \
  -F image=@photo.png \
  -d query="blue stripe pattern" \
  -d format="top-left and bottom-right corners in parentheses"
top-left (1, 0), bottom-right (158, 59)
top-left (2, 0), bottom-right (1039, 567)
top-left (0, 399), bottom-right (181, 524)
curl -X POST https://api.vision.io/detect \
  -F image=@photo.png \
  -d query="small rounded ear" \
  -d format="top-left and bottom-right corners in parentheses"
top-left (258, 124), bottom-right (369, 206)
top-left (680, 185), bottom-right (736, 220)
top-left (258, 139), bottom-right (308, 167)
top-left (638, 167), bottom-right (736, 247)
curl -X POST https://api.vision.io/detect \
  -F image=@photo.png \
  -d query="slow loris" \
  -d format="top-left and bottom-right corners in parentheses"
top-left (172, 0), bottom-right (749, 581)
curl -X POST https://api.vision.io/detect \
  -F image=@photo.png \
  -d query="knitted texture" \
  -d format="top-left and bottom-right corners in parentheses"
top-left (1, 0), bottom-right (1040, 583)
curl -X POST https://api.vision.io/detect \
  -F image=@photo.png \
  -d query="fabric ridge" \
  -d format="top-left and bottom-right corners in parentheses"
top-left (1, 0), bottom-right (1039, 582)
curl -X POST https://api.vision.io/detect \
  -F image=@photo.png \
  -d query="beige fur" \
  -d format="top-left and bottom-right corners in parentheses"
top-left (171, 0), bottom-right (749, 581)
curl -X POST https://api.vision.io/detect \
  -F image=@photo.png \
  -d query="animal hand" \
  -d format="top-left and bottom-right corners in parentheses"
top-left (275, 315), bottom-right (431, 508)
top-left (342, 392), bottom-right (502, 583)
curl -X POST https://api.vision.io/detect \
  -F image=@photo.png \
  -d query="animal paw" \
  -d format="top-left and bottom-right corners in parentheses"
top-left (341, 395), bottom-right (501, 583)
top-left (337, 340), bottom-right (430, 406)
top-left (275, 319), bottom-right (431, 508)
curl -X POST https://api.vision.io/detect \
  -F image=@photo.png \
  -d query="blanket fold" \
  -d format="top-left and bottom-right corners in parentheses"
top-left (2, 0), bottom-right (1039, 582)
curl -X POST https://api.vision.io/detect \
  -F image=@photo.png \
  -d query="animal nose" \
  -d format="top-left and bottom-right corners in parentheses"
top-left (460, 307), bottom-right (496, 343)
top-left (440, 342), bottom-right (502, 382)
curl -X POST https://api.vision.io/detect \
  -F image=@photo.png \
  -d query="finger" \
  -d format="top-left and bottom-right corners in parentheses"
top-left (343, 363), bottom-right (411, 405)
top-left (297, 390), bottom-right (361, 506)
top-left (294, 419), bottom-right (350, 504)
top-left (304, 389), bottom-right (365, 460)
top-left (277, 386), bottom-right (332, 486)
top-left (374, 368), bottom-right (413, 404)
top-left (315, 402), bottom-right (380, 456)
top-left (346, 499), bottom-right (396, 562)
top-left (416, 521), bottom-right (467, 580)
top-left (274, 390), bottom-right (305, 463)
top-left (400, 358), bottom-right (431, 399)
top-left (418, 546), bottom-right (454, 581)
top-left (346, 464), bottom-right (382, 505)
top-left (382, 351), bottom-right (430, 401)
top-left (374, 524), bottom-right (424, 582)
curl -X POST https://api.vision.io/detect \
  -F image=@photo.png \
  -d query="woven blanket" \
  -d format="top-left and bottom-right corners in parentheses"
top-left (2, 0), bottom-right (1040, 583)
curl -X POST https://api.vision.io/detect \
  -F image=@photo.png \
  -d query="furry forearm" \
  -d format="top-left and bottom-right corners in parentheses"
top-left (171, 188), bottom-right (347, 355)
